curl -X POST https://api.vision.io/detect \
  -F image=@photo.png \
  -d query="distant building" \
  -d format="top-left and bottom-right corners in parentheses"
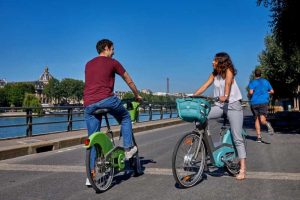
top-left (173, 92), bottom-right (186, 97)
top-left (141, 89), bottom-right (152, 94)
top-left (153, 92), bottom-right (167, 96)
top-left (115, 91), bottom-right (127, 99)
top-left (6, 67), bottom-right (54, 104)
top-left (35, 67), bottom-right (54, 103)
top-left (0, 79), bottom-right (7, 88)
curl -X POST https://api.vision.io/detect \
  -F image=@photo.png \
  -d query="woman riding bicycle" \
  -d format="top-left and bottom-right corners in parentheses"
top-left (193, 52), bottom-right (246, 180)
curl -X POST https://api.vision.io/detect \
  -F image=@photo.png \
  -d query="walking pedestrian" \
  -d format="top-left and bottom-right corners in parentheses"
top-left (248, 68), bottom-right (274, 143)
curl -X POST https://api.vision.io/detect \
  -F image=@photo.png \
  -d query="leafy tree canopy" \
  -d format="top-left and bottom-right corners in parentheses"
top-left (257, 0), bottom-right (300, 54)
top-left (255, 35), bottom-right (300, 98)
top-left (4, 82), bottom-right (35, 107)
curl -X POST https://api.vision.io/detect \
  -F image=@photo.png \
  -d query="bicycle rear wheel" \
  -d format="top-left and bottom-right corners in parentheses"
top-left (172, 132), bottom-right (206, 188)
top-left (86, 144), bottom-right (114, 193)
top-left (224, 129), bottom-right (247, 176)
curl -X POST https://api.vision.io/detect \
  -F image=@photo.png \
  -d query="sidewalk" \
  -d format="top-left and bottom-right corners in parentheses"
top-left (0, 118), bottom-right (183, 160)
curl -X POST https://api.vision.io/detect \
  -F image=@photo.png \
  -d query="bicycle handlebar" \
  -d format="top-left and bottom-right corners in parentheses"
top-left (186, 95), bottom-right (220, 102)
top-left (187, 95), bottom-right (231, 103)
top-left (121, 98), bottom-right (143, 103)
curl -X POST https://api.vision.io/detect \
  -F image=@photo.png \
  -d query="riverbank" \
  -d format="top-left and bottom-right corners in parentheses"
top-left (0, 112), bottom-right (26, 116)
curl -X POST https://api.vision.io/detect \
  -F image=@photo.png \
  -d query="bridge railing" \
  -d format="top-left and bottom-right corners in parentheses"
top-left (0, 102), bottom-right (177, 139)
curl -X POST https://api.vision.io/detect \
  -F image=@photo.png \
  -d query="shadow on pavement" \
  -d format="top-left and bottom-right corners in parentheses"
top-left (268, 111), bottom-right (300, 134)
top-left (111, 157), bottom-right (156, 188)
top-left (243, 110), bottom-right (300, 135)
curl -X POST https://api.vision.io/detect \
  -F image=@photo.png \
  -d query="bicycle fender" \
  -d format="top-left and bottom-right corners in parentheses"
top-left (213, 146), bottom-right (236, 167)
top-left (84, 132), bottom-right (114, 155)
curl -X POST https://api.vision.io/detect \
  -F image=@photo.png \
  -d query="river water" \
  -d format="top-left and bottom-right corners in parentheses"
top-left (0, 111), bottom-right (177, 139)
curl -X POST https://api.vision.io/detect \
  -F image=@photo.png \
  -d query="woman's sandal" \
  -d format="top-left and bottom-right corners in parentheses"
top-left (236, 170), bottom-right (246, 180)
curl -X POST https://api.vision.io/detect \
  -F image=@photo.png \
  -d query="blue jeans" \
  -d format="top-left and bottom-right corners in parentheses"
top-left (84, 96), bottom-right (133, 169)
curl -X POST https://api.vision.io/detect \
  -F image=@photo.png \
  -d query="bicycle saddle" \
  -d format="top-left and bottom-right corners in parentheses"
top-left (92, 108), bottom-right (111, 115)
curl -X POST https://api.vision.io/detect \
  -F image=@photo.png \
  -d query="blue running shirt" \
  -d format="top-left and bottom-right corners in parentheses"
top-left (248, 78), bottom-right (273, 105)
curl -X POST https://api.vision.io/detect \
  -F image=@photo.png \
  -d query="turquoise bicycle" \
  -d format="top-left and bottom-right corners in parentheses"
top-left (172, 96), bottom-right (247, 188)
top-left (84, 101), bottom-right (142, 193)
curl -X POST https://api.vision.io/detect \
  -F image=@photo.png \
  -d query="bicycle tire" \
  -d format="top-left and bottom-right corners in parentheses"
top-left (86, 144), bottom-right (114, 193)
top-left (172, 132), bottom-right (206, 188)
top-left (224, 158), bottom-right (240, 176)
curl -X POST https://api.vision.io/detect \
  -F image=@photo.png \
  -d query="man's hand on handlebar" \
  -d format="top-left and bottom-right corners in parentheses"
top-left (135, 94), bottom-right (143, 102)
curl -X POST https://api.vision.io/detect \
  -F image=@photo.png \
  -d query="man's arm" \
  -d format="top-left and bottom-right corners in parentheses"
top-left (267, 80), bottom-right (274, 94)
top-left (248, 89), bottom-right (254, 95)
top-left (121, 72), bottom-right (142, 101)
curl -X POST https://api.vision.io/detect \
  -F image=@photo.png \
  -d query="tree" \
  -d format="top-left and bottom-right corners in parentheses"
top-left (123, 92), bottom-right (135, 99)
top-left (23, 93), bottom-right (42, 114)
top-left (43, 78), bottom-right (61, 103)
top-left (60, 78), bottom-right (84, 104)
top-left (0, 88), bottom-right (9, 107)
top-left (5, 83), bottom-right (35, 107)
top-left (73, 80), bottom-right (84, 103)
top-left (256, 35), bottom-right (300, 98)
top-left (257, 0), bottom-right (300, 54)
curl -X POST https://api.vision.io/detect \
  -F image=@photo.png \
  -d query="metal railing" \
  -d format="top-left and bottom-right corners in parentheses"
top-left (0, 102), bottom-right (177, 139)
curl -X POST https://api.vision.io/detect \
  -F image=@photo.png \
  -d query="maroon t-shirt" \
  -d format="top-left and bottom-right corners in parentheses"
top-left (83, 56), bottom-right (126, 106)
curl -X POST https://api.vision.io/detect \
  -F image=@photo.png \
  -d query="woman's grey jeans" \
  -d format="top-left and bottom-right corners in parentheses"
top-left (207, 101), bottom-right (246, 159)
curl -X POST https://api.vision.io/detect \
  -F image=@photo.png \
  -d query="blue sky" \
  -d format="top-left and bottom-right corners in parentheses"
top-left (0, 0), bottom-right (271, 98)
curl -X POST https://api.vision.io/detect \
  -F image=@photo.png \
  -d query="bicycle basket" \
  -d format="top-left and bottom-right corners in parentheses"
top-left (176, 98), bottom-right (211, 123)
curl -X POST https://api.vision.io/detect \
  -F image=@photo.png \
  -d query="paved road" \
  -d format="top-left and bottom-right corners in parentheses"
top-left (0, 110), bottom-right (299, 200)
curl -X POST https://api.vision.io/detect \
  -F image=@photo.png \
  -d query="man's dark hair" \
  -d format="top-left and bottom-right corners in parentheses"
top-left (254, 68), bottom-right (262, 77)
top-left (96, 39), bottom-right (113, 54)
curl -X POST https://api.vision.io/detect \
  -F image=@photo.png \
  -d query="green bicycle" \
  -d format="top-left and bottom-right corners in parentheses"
top-left (84, 101), bottom-right (142, 193)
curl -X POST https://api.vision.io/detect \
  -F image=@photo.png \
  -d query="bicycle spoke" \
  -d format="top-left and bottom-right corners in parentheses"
top-left (172, 132), bottom-right (206, 188)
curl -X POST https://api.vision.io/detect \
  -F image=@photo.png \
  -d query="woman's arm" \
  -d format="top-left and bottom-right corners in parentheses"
top-left (193, 74), bottom-right (214, 96)
top-left (219, 69), bottom-right (233, 102)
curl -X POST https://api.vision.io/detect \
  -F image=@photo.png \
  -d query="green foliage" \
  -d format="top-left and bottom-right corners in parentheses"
top-left (44, 78), bottom-right (84, 104)
top-left (0, 88), bottom-right (9, 107)
top-left (22, 93), bottom-right (42, 114)
top-left (43, 78), bottom-right (61, 102)
top-left (59, 78), bottom-right (84, 103)
top-left (4, 82), bottom-right (35, 107)
top-left (255, 1), bottom-right (300, 99)
top-left (123, 92), bottom-right (135, 99)
top-left (256, 35), bottom-right (300, 98)
top-left (122, 92), bottom-right (176, 104)
top-left (257, 0), bottom-right (300, 54)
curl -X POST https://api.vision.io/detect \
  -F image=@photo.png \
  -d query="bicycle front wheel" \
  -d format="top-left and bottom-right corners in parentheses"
top-left (172, 132), bottom-right (206, 188)
top-left (86, 144), bottom-right (114, 193)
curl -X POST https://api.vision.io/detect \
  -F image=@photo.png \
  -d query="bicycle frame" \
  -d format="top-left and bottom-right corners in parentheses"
top-left (194, 122), bottom-right (241, 168)
top-left (84, 114), bottom-right (126, 171)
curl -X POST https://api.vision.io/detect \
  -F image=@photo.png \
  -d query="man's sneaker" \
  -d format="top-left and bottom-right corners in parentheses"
top-left (256, 137), bottom-right (262, 143)
top-left (85, 178), bottom-right (91, 187)
top-left (125, 146), bottom-right (138, 159)
top-left (85, 169), bottom-right (95, 187)
top-left (266, 122), bottom-right (274, 135)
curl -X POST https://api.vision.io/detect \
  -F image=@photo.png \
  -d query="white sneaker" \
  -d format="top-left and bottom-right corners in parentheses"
top-left (85, 178), bottom-right (91, 187)
top-left (125, 146), bottom-right (138, 159)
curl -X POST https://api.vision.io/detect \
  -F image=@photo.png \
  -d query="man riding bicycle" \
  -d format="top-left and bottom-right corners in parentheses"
top-left (83, 39), bottom-right (142, 186)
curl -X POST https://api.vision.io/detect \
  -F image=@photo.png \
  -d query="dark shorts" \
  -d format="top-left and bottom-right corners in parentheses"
top-left (251, 104), bottom-right (268, 117)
